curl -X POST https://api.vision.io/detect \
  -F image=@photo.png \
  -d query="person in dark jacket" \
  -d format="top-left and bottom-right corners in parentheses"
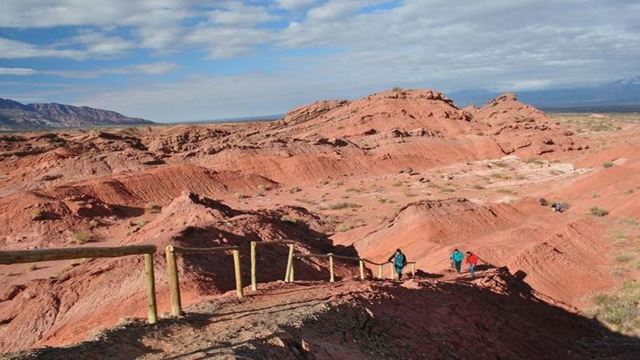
top-left (388, 248), bottom-right (407, 280)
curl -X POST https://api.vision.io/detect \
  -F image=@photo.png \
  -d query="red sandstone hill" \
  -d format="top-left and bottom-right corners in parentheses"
top-left (0, 192), bottom-right (358, 352)
top-left (3, 88), bottom-right (638, 357)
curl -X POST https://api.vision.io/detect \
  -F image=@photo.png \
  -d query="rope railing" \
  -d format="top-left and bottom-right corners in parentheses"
top-left (165, 245), bottom-right (243, 317)
top-left (0, 245), bottom-right (159, 324)
top-left (291, 252), bottom-right (417, 282)
top-left (250, 240), bottom-right (297, 291)
top-left (2, 243), bottom-right (419, 325)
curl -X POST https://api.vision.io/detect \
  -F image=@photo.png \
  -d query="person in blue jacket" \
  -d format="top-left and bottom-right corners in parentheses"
top-left (388, 248), bottom-right (407, 280)
top-left (450, 248), bottom-right (464, 273)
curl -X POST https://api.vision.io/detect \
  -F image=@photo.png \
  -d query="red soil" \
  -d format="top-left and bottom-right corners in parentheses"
top-left (1, 88), bottom-right (638, 355)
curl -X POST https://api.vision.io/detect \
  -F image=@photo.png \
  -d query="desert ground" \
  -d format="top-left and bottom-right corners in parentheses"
top-left (1, 89), bottom-right (640, 358)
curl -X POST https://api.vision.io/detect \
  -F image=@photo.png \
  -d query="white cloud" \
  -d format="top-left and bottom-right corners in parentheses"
top-left (0, 62), bottom-right (178, 78)
top-left (0, 37), bottom-right (83, 59)
top-left (0, 67), bottom-right (38, 76)
top-left (207, 2), bottom-right (278, 26)
top-left (67, 31), bottom-right (135, 56)
top-left (306, 0), bottom-right (369, 22)
top-left (276, 0), bottom-right (318, 11)
top-left (2, 0), bottom-right (640, 120)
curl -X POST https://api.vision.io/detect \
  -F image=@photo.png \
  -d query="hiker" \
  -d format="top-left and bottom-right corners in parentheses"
top-left (388, 248), bottom-right (407, 280)
top-left (466, 251), bottom-right (479, 278)
top-left (450, 249), bottom-right (464, 273)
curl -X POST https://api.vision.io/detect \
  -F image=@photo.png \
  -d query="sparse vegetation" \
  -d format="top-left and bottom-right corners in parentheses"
top-left (472, 184), bottom-right (485, 190)
top-left (235, 192), bottom-right (249, 199)
top-left (492, 160), bottom-right (509, 168)
top-left (28, 264), bottom-right (38, 272)
top-left (377, 197), bottom-right (395, 204)
top-left (620, 218), bottom-right (639, 226)
top-left (88, 219), bottom-right (99, 228)
top-left (336, 223), bottom-right (355, 232)
top-left (603, 161), bottom-right (615, 168)
top-left (524, 158), bottom-right (544, 166)
top-left (345, 187), bottom-right (363, 193)
top-left (145, 203), bottom-right (162, 214)
top-left (617, 254), bottom-right (633, 263)
top-left (590, 206), bottom-right (609, 217)
top-left (392, 181), bottom-right (404, 187)
top-left (31, 209), bottom-right (45, 221)
top-left (591, 281), bottom-right (640, 334)
top-left (289, 187), bottom-right (302, 193)
top-left (328, 202), bottom-right (361, 210)
top-left (281, 215), bottom-right (299, 224)
top-left (71, 231), bottom-right (90, 244)
top-left (549, 169), bottom-right (565, 176)
top-left (391, 86), bottom-right (403, 92)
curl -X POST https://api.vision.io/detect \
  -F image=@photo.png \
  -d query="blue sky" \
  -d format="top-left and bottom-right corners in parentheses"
top-left (1, 0), bottom-right (639, 122)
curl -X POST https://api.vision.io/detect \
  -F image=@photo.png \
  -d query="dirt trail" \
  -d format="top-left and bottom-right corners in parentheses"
top-left (7, 269), bottom-right (640, 360)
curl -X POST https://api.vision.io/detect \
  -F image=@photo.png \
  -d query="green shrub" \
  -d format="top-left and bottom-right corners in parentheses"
top-left (590, 207), bottom-right (609, 217)
top-left (603, 161), bottom-right (615, 168)
top-left (145, 203), bottom-right (162, 214)
top-left (235, 192), bottom-right (249, 199)
top-left (591, 281), bottom-right (640, 333)
top-left (391, 86), bottom-right (403, 92)
top-left (620, 218), bottom-right (639, 226)
top-left (281, 215), bottom-right (299, 224)
top-left (31, 209), bottom-right (45, 220)
top-left (336, 223), bottom-right (355, 232)
top-left (71, 232), bottom-right (90, 244)
top-left (328, 202), bottom-right (361, 210)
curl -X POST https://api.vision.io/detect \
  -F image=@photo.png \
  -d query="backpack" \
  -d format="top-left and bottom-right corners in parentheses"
top-left (394, 252), bottom-right (406, 267)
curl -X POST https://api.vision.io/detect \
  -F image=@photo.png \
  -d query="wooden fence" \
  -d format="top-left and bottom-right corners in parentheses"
top-left (1, 244), bottom-right (419, 323)
top-left (0, 245), bottom-right (159, 324)
top-left (291, 252), bottom-right (416, 282)
top-left (165, 245), bottom-right (243, 317)
top-left (249, 240), bottom-right (296, 291)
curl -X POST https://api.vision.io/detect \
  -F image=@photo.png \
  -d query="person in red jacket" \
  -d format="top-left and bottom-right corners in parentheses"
top-left (466, 251), bottom-right (479, 278)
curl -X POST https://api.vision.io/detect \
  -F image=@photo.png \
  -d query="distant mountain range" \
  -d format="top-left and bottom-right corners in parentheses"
top-left (0, 98), bottom-right (153, 131)
top-left (450, 76), bottom-right (640, 112)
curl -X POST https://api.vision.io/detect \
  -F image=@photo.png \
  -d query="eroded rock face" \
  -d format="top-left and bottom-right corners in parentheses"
top-left (470, 93), bottom-right (588, 155)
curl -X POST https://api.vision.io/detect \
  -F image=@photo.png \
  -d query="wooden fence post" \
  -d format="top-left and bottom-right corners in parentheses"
top-left (232, 250), bottom-right (243, 298)
top-left (165, 246), bottom-right (183, 316)
top-left (144, 253), bottom-right (158, 324)
top-left (411, 263), bottom-right (416, 277)
top-left (378, 264), bottom-right (383, 279)
top-left (359, 260), bottom-right (365, 280)
top-left (329, 254), bottom-right (335, 283)
top-left (284, 244), bottom-right (294, 282)
top-left (290, 257), bottom-right (295, 282)
top-left (250, 241), bottom-right (257, 291)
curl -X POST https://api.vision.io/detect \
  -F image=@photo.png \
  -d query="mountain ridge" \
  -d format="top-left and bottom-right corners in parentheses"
top-left (0, 97), bottom-right (153, 130)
